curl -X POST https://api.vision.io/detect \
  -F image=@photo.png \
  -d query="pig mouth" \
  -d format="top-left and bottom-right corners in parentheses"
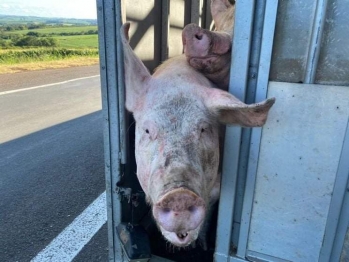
top-left (159, 225), bottom-right (202, 247)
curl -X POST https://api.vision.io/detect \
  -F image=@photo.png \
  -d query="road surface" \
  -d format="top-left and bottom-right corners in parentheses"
top-left (0, 65), bottom-right (109, 261)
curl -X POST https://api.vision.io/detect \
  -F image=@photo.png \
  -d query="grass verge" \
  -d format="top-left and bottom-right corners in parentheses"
top-left (0, 48), bottom-right (99, 74)
top-left (0, 57), bottom-right (99, 74)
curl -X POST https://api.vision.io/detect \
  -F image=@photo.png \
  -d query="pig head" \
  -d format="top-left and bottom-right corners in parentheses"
top-left (183, 0), bottom-right (235, 89)
top-left (121, 22), bottom-right (274, 247)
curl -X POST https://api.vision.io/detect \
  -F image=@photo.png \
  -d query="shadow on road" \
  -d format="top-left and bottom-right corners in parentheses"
top-left (0, 111), bottom-right (108, 262)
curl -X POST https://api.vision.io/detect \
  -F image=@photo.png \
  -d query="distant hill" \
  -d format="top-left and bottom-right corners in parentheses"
top-left (0, 14), bottom-right (97, 26)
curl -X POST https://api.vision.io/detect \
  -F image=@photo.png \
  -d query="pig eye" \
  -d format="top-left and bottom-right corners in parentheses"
top-left (199, 123), bottom-right (211, 134)
top-left (197, 123), bottom-right (212, 139)
top-left (142, 120), bottom-right (158, 140)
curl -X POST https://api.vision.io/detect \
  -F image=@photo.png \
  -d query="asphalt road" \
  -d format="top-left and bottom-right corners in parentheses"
top-left (0, 65), bottom-right (100, 93)
top-left (0, 66), bottom-right (108, 261)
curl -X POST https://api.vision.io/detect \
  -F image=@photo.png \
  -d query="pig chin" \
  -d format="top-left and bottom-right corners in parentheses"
top-left (188, 56), bottom-right (228, 74)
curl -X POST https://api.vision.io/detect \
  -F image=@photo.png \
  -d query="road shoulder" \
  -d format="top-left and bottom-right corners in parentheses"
top-left (0, 65), bottom-right (100, 93)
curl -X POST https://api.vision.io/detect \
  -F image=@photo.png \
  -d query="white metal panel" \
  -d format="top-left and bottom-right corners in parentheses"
top-left (316, 0), bottom-right (349, 85)
top-left (247, 82), bottom-right (349, 261)
top-left (269, 1), bottom-right (316, 83)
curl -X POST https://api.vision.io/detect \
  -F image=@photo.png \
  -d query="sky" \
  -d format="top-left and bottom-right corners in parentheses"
top-left (0, 0), bottom-right (97, 19)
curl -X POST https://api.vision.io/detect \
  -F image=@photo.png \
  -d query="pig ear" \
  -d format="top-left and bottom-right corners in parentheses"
top-left (211, 0), bottom-right (233, 14)
top-left (205, 89), bottom-right (275, 127)
top-left (121, 23), bottom-right (152, 112)
top-left (211, 0), bottom-right (234, 18)
top-left (210, 0), bottom-right (235, 31)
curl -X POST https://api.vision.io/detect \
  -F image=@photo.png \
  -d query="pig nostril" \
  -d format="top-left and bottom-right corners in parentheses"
top-left (188, 206), bottom-right (196, 212)
top-left (161, 207), bottom-right (171, 214)
top-left (195, 34), bottom-right (203, 40)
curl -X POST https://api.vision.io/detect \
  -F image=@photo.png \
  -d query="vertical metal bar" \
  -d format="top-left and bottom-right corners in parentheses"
top-left (215, 127), bottom-right (242, 262)
top-left (199, 0), bottom-right (204, 27)
top-left (161, 0), bottom-right (169, 62)
top-left (96, 1), bottom-right (115, 260)
top-left (227, 0), bottom-right (255, 101)
top-left (97, 0), bottom-right (123, 260)
top-left (236, 0), bottom-right (278, 258)
top-left (203, 0), bottom-right (212, 29)
top-left (245, 1), bottom-right (266, 104)
top-left (231, 0), bottom-right (266, 247)
top-left (255, 0), bottom-right (278, 95)
top-left (319, 119), bottom-right (349, 262)
top-left (330, 180), bottom-right (349, 262)
top-left (304, 0), bottom-right (328, 84)
top-left (115, 0), bottom-right (127, 164)
top-left (190, 0), bottom-right (200, 24)
top-left (214, 1), bottom-right (255, 261)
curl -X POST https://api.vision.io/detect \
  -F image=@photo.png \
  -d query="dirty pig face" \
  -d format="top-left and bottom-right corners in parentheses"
top-left (135, 95), bottom-right (220, 199)
top-left (134, 94), bottom-right (220, 246)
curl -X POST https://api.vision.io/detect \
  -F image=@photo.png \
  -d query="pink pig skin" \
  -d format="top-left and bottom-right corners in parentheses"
top-left (121, 20), bottom-right (275, 249)
top-left (183, 0), bottom-right (235, 90)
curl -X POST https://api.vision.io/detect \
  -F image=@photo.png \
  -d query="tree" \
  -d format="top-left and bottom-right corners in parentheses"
top-left (5, 26), bottom-right (14, 31)
top-left (27, 31), bottom-right (40, 37)
top-left (13, 36), bottom-right (58, 47)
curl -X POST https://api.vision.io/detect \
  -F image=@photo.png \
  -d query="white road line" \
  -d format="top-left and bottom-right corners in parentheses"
top-left (0, 75), bottom-right (100, 96)
top-left (31, 191), bottom-right (107, 262)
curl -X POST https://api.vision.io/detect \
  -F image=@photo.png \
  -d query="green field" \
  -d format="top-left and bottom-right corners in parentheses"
top-left (0, 16), bottom-right (99, 71)
top-left (4, 25), bottom-right (98, 35)
top-left (1, 25), bottom-right (99, 49)
top-left (52, 35), bottom-right (98, 48)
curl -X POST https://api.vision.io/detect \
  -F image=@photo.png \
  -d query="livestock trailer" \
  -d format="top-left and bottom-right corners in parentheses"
top-left (96, 0), bottom-right (349, 261)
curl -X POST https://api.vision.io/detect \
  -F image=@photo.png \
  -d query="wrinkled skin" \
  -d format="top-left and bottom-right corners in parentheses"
top-left (183, 0), bottom-right (235, 89)
top-left (121, 21), bottom-right (275, 248)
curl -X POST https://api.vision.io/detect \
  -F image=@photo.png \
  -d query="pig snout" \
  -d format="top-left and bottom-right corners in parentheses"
top-left (182, 24), bottom-right (211, 57)
top-left (153, 188), bottom-right (206, 247)
top-left (182, 23), bottom-right (232, 88)
top-left (182, 23), bottom-right (231, 57)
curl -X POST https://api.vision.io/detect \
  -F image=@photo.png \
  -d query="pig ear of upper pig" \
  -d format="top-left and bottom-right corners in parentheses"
top-left (121, 23), bottom-right (152, 112)
top-left (205, 88), bottom-right (275, 127)
top-left (210, 0), bottom-right (234, 19)
top-left (210, 0), bottom-right (235, 32)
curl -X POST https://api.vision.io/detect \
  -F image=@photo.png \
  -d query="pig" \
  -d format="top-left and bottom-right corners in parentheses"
top-left (182, 0), bottom-right (235, 90)
top-left (121, 21), bottom-right (274, 248)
